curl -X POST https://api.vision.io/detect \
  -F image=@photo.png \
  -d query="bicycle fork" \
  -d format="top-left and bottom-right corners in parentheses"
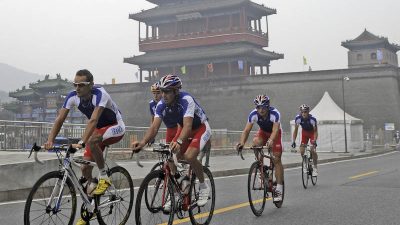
top-left (47, 172), bottom-right (68, 214)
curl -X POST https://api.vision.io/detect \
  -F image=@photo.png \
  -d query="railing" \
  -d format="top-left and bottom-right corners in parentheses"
top-left (0, 120), bottom-right (278, 151)
top-left (0, 120), bottom-right (394, 152)
top-left (139, 26), bottom-right (267, 43)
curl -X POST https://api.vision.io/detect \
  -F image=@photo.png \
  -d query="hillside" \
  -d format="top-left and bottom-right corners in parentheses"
top-left (0, 63), bottom-right (43, 92)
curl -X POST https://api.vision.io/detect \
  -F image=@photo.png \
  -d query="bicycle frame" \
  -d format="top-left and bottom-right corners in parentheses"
top-left (32, 144), bottom-right (115, 214)
top-left (252, 147), bottom-right (274, 191)
top-left (151, 144), bottom-right (195, 212)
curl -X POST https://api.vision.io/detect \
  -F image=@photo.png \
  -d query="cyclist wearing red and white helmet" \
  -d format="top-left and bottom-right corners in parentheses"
top-left (148, 81), bottom-right (178, 143)
top-left (292, 104), bottom-right (319, 176)
top-left (132, 74), bottom-right (212, 208)
top-left (149, 81), bottom-right (161, 121)
top-left (236, 95), bottom-right (284, 202)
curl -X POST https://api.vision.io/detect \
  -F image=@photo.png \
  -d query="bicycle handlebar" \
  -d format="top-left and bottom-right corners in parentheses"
top-left (238, 146), bottom-right (274, 160)
top-left (29, 142), bottom-right (79, 165)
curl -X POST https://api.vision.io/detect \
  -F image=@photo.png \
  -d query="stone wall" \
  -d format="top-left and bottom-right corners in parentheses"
top-left (104, 66), bottom-right (400, 132)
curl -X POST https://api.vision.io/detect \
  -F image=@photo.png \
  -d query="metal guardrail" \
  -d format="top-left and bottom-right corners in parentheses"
top-left (0, 120), bottom-right (395, 152)
top-left (0, 120), bottom-right (265, 151)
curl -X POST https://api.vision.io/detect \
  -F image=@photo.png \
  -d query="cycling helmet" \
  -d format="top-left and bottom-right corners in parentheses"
top-left (299, 104), bottom-right (310, 112)
top-left (159, 74), bottom-right (182, 90)
top-left (253, 95), bottom-right (270, 107)
top-left (150, 81), bottom-right (160, 93)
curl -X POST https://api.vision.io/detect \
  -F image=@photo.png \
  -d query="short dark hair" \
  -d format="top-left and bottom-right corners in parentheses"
top-left (76, 69), bottom-right (94, 83)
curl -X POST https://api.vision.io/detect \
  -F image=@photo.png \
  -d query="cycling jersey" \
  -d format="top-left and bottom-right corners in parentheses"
top-left (248, 107), bottom-right (280, 133)
top-left (294, 114), bottom-right (317, 131)
top-left (149, 100), bottom-right (157, 116)
top-left (63, 86), bottom-right (123, 128)
top-left (154, 91), bottom-right (207, 130)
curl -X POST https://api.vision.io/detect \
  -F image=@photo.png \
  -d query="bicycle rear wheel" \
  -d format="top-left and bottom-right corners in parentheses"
top-left (189, 166), bottom-right (215, 225)
top-left (95, 166), bottom-right (134, 225)
top-left (135, 170), bottom-right (175, 225)
top-left (247, 161), bottom-right (267, 216)
top-left (301, 155), bottom-right (309, 189)
top-left (24, 171), bottom-right (77, 225)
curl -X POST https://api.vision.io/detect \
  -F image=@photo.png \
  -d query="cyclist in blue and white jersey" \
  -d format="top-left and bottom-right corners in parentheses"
top-left (292, 104), bottom-right (318, 176)
top-left (148, 81), bottom-right (178, 143)
top-left (44, 69), bottom-right (125, 225)
top-left (236, 95), bottom-right (284, 202)
top-left (132, 74), bottom-right (212, 208)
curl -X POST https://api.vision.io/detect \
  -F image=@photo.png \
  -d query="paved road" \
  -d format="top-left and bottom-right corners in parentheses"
top-left (2, 151), bottom-right (399, 224)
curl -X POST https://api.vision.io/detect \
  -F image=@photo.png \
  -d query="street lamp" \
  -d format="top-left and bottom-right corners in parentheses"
top-left (342, 75), bottom-right (350, 153)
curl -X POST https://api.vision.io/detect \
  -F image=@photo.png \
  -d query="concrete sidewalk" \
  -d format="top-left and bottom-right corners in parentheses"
top-left (0, 148), bottom-right (394, 202)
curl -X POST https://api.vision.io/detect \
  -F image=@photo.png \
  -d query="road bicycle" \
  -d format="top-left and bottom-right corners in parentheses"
top-left (239, 146), bottom-right (285, 216)
top-left (135, 143), bottom-right (215, 225)
top-left (24, 143), bottom-right (134, 225)
top-left (301, 145), bottom-right (317, 189)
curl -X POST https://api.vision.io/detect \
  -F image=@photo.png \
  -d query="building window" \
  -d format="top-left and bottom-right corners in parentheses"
top-left (357, 54), bottom-right (363, 61)
top-left (371, 52), bottom-right (377, 60)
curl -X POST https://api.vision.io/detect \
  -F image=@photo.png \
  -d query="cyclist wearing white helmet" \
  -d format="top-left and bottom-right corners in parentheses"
top-left (148, 81), bottom-right (178, 143)
top-left (236, 94), bottom-right (284, 202)
top-left (292, 104), bottom-right (319, 176)
top-left (132, 74), bottom-right (212, 208)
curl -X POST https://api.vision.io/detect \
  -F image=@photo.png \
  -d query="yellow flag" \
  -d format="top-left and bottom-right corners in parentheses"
top-left (180, 65), bottom-right (186, 74)
top-left (303, 56), bottom-right (307, 65)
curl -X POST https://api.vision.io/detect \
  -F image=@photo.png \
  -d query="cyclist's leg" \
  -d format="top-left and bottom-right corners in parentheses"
top-left (300, 130), bottom-right (310, 156)
top-left (252, 129), bottom-right (267, 147)
top-left (204, 140), bottom-right (211, 167)
top-left (82, 150), bottom-right (95, 182)
top-left (87, 132), bottom-right (106, 173)
top-left (310, 135), bottom-right (318, 168)
top-left (92, 121), bottom-right (125, 195)
top-left (271, 130), bottom-right (284, 202)
top-left (169, 126), bottom-right (184, 175)
top-left (182, 122), bottom-right (211, 183)
top-left (166, 126), bottom-right (178, 143)
top-left (271, 130), bottom-right (284, 186)
top-left (252, 129), bottom-right (267, 164)
top-left (182, 122), bottom-right (212, 207)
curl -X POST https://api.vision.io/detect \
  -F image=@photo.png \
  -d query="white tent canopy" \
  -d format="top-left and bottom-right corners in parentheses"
top-left (308, 91), bottom-right (362, 123)
top-left (290, 91), bottom-right (364, 152)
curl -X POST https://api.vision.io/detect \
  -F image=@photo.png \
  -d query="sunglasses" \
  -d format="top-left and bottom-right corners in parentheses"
top-left (256, 105), bottom-right (268, 109)
top-left (73, 82), bottom-right (91, 88)
top-left (160, 89), bottom-right (174, 93)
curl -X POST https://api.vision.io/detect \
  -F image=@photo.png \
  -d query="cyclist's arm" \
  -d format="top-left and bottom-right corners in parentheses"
top-left (177, 116), bottom-right (193, 142)
top-left (150, 115), bottom-right (154, 126)
top-left (292, 124), bottom-right (299, 142)
top-left (140, 117), bottom-right (162, 145)
top-left (313, 125), bottom-right (318, 142)
top-left (47, 108), bottom-right (69, 143)
top-left (239, 122), bottom-right (253, 145)
top-left (81, 106), bottom-right (104, 143)
top-left (269, 122), bottom-right (280, 143)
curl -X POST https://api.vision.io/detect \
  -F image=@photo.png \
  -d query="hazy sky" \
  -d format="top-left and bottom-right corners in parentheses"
top-left (0, 0), bottom-right (399, 84)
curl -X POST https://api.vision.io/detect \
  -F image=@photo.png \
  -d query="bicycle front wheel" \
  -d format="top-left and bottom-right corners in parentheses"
top-left (301, 155), bottom-right (309, 189)
top-left (24, 171), bottom-right (77, 225)
top-left (95, 166), bottom-right (134, 225)
top-left (189, 166), bottom-right (216, 225)
top-left (149, 161), bottom-right (164, 173)
top-left (247, 161), bottom-right (266, 217)
top-left (135, 169), bottom-right (175, 225)
top-left (311, 160), bottom-right (318, 186)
